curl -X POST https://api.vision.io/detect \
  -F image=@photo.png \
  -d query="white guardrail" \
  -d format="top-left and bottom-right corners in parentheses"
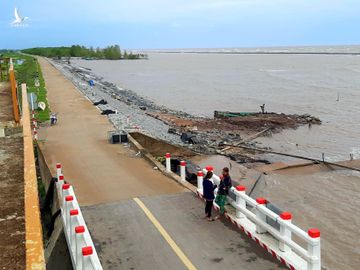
top-left (55, 163), bottom-right (103, 270)
top-left (31, 110), bottom-right (38, 141)
top-left (165, 154), bottom-right (321, 270)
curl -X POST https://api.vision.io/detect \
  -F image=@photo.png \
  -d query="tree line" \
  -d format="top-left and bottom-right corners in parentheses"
top-left (21, 45), bottom-right (147, 60)
top-left (0, 49), bottom-right (15, 54)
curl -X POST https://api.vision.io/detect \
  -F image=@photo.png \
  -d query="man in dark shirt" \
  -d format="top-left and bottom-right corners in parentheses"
top-left (215, 167), bottom-right (232, 219)
top-left (203, 171), bottom-right (217, 221)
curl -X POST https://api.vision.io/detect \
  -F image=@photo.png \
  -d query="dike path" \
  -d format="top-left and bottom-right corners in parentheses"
top-left (38, 57), bottom-right (284, 270)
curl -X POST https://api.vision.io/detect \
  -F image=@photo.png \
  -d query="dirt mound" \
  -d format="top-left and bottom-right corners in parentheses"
top-left (148, 112), bottom-right (320, 133)
top-left (223, 114), bottom-right (298, 132)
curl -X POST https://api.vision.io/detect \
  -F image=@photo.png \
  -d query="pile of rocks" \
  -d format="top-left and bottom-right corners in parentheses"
top-left (52, 59), bottom-right (322, 165)
top-left (52, 60), bottom-right (184, 145)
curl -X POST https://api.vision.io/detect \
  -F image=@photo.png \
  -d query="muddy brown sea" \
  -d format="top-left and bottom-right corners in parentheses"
top-left (72, 52), bottom-right (360, 269)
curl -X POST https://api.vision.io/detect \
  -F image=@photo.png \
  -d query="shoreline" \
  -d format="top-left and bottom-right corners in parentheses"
top-left (45, 57), bottom-right (360, 270)
top-left (51, 59), bottom-right (185, 143)
top-left (50, 58), bottom-right (321, 167)
top-left (154, 51), bottom-right (360, 56)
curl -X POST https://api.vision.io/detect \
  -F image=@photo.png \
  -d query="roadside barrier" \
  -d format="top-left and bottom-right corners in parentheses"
top-left (180, 161), bottom-right (186, 182)
top-left (31, 110), bottom-right (38, 141)
top-left (165, 154), bottom-right (187, 182)
top-left (165, 153), bottom-right (171, 172)
top-left (164, 153), bottom-right (321, 270)
top-left (55, 163), bottom-right (103, 270)
top-left (198, 168), bottom-right (321, 270)
top-left (33, 128), bottom-right (38, 141)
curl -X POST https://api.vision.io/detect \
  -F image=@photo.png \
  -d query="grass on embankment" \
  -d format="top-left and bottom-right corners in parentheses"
top-left (7, 53), bottom-right (50, 122)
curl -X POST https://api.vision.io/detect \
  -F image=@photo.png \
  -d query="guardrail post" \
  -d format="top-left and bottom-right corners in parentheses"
top-left (69, 209), bottom-right (79, 251)
top-left (66, 198), bottom-right (74, 233)
top-left (205, 166), bottom-right (221, 186)
top-left (57, 175), bottom-right (64, 197)
top-left (234, 186), bottom-right (246, 219)
top-left (205, 166), bottom-right (213, 172)
top-left (308, 228), bottom-right (321, 270)
top-left (56, 163), bottom-right (62, 179)
top-left (33, 129), bottom-right (38, 141)
top-left (197, 171), bottom-right (204, 191)
top-left (32, 119), bottom-right (37, 128)
top-left (279, 212), bottom-right (292, 252)
top-left (165, 153), bottom-right (171, 172)
top-left (64, 195), bottom-right (73, 227)
top-left (180, 161), bottom-right (186, 182)
top-left (75, 226), bottom-right (85, 269)
top-left (255, 198), bottom-right (267, 234)
top-left (82, 246), bottom-right (93, 270)
top-left (62, 184), bottom-right (71, 209)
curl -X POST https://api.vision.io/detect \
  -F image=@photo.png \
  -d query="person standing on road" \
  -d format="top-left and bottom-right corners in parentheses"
top-left (215, 167), bottom-right (232, 219)
top-left (203, 171), bottom-right (217, 221)
top-left (50, 112), bottom-right (57, 126)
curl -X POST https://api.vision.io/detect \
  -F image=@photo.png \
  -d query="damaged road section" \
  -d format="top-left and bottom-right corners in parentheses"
top-left (147, 111), bottom-right (321, 153)
top-left (51, 59), bottom-right (321, 165)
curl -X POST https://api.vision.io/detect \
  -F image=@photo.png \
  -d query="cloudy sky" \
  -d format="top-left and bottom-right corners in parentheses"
top-left (1, 0), bottom-right (359, 49)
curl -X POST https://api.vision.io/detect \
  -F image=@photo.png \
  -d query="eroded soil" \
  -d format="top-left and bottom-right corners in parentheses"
top-left (147, 112), bottom-right (320, 133)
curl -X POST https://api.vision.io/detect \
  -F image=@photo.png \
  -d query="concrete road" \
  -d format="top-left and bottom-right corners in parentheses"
top-left (38, 57), bottom-right (184, 206)
top-left (83, 193), bottom-right (284, 270)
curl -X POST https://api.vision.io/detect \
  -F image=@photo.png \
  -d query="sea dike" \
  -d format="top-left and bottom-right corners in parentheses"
top-left (51, 59), bottom-right (321, 164)
top-left (52, 60), bottom-right (186, 142)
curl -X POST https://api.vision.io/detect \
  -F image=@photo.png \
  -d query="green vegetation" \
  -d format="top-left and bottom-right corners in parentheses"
top-left (5, 53), bottom-right (50, 122)
top-left (0, 49), bottom-right (15, 54)
top-left (22, 45), bottom-right (147, 60)
top-left (0, 56), bottom-right (10, 82)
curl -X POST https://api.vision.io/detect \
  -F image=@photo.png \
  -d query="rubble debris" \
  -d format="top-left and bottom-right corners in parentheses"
top-left (53, 59), bottom-right (322, 168)
top-left (180, 132), bottom-right (199, 144)
top-left (93, 99), bottom-right (107, 106)
top-left (98, 105), bottom-right (116, 115)
top-left (168, 128), bottom-right (177, 134)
